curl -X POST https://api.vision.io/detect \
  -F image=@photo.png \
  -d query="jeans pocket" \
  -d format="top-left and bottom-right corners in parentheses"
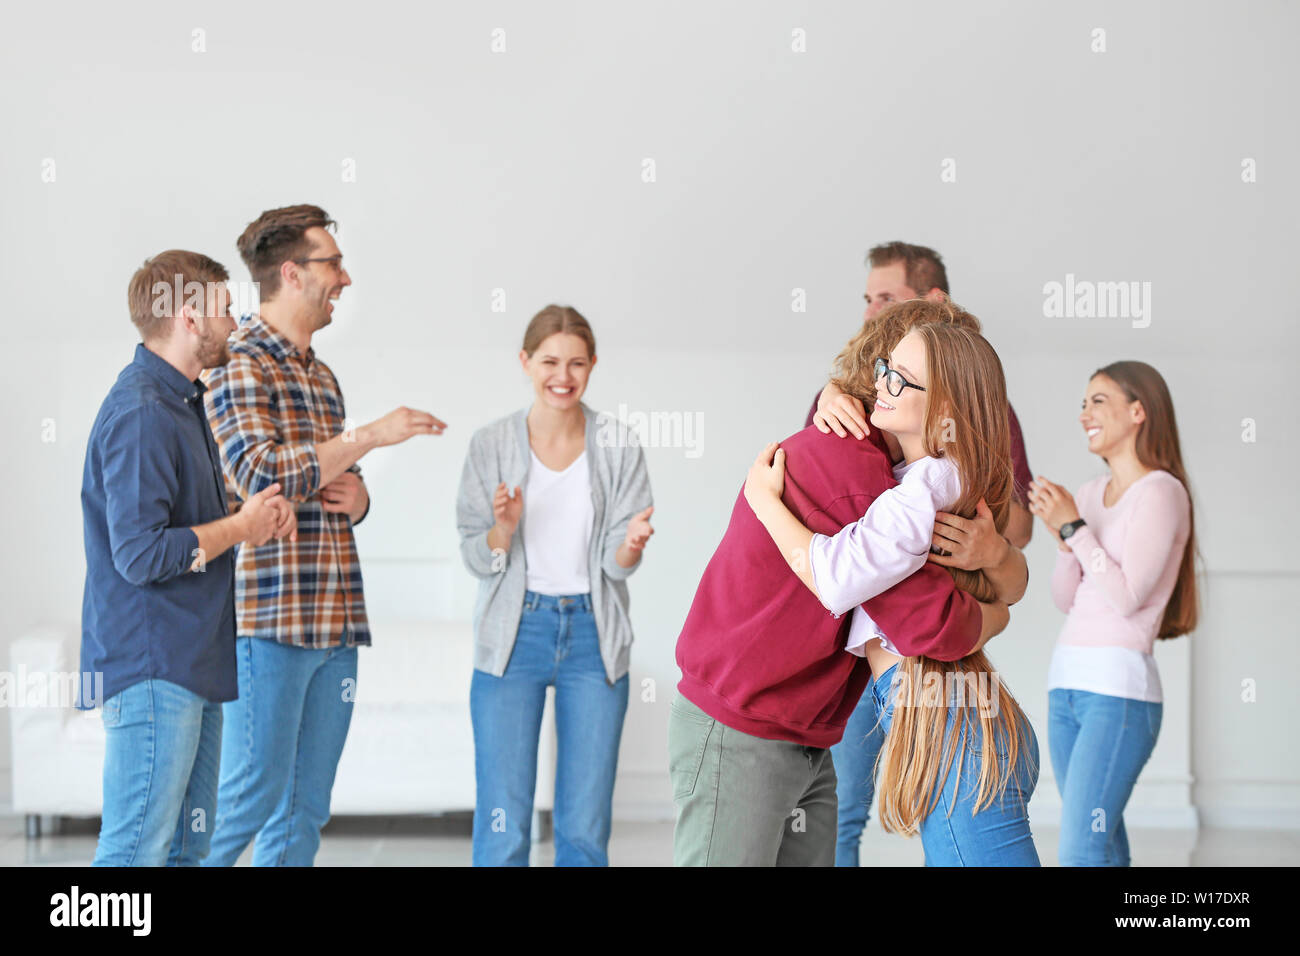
top-left (100, 683), bottom-right (150, 729)
top-left (668, 699), bottom-right (713, 801)
top-left (1003, 722), bottom-right (1040, 788)
top-left (872, 680), bottom-right (896, 734)
top-left (101, 692), bottom-right (122, 728)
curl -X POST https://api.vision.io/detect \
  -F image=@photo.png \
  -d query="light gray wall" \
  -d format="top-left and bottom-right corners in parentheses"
top-left (2, 0), bottom-right (1296, 826)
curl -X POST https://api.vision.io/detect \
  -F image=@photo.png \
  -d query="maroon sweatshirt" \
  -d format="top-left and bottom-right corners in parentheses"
top-left (675, 425), bottom-right (982, 748)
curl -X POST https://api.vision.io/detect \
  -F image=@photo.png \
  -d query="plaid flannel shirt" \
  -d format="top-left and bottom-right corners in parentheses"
top-left (201, 315), bottom-right (371, 648)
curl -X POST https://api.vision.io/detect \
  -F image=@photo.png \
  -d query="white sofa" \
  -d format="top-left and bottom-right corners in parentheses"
top-left (9, 618), bottom-right (556, 836)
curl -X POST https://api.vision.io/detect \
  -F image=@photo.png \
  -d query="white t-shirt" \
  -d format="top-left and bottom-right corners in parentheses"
top-left (808, 455), bottom-right (963, 657)
top-left (523, 450), bottom-right (595, 595)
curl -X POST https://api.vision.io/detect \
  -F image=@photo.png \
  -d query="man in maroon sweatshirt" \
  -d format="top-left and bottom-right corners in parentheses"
top-left (670, 423), bottom-right (1010, 866)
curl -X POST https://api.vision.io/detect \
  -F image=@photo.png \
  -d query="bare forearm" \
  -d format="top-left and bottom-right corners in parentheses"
top-left (983, 537), bottom-right (1029, 605)
top-left (615, 542), bottom-right (642, 569)
top-left (969, 599), bottom-right (1010, 654)
top-left (316, 431), bottom-right (379, 489)
top-left (190, 512), bottom-right (248, 571)
top-left (1006, 502), bottom-right (1033, 548)
top-left (750, 494), bottom-right (819, 598)
top-left (486, 523), bottom-right (513, 554)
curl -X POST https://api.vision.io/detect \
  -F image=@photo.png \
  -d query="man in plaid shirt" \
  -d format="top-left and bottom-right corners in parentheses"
top-left (201, 205), bottom-right (445, 866)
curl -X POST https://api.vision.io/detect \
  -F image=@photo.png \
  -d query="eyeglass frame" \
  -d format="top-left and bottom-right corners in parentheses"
top-left (873, 357), bottom-right (926, 398)
top-left (292, 255), bottom-right (345, 270)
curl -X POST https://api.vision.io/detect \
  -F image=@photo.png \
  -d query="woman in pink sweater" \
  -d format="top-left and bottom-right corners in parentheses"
top-left (1027, 360), bottom-right (1199, 866)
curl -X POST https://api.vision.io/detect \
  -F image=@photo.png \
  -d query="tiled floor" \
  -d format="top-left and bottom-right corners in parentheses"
top-left (4, 813), bottom-right (1299, 866)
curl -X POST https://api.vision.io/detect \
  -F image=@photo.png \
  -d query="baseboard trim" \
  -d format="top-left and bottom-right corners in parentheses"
top-left (1196, 807), bottom-right (1300, 829)
top-left (1194, 782), bottom-right (1300, 829)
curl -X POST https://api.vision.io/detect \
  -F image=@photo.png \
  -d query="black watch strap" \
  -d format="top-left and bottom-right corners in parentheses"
top-left (1060, 518), bottom-right (1087, 541)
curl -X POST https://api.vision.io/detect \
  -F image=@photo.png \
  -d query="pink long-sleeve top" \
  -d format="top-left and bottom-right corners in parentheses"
top-left (1047, 469), bottom-right (1191, 703)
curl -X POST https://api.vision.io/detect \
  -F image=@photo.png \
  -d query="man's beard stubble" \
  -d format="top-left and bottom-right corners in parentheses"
top-left (196, 333), bottom-right (230, 370)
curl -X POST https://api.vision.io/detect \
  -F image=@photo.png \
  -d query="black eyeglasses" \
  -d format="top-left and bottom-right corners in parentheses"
top-left (874, 357), bottom-right (926, 398)
top-left (293, 255), bottom-right (344, 270)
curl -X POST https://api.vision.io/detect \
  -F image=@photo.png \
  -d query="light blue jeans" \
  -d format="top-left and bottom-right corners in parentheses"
top-left (470, 591), bottom-right (629, 866)
top-left (830, 694), bottom-right (886, 866)
top-left (871, 662), bottom-right (1041, 866)
top-left (1048, 687), bottom-right (1162, 866)
top-left (93, 678), bottom-right (223, 866)
top-left (202, 637), bottom-right (357, 867)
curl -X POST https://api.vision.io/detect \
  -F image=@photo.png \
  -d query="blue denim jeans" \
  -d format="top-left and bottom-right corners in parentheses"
top-left (93, 678), bottom-right (223, 866)
top-left (870, 663), bottom-right (1041, 866)
top-left (202, 637), bottom-right (357, 867)
top-left (1048, 687), bottom-right (1162, 866)
top-left (829, 694), bottom-right (886, 866)
top-left (470, 591), bottom-right (629, 866)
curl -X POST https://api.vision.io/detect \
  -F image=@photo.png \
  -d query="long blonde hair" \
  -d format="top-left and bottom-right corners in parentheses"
top-left (833, 301), bottom-right (1037, 835)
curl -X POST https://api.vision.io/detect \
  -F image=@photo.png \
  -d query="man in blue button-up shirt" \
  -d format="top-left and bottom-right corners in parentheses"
top-left (81, 250), bottom-right (296, 866)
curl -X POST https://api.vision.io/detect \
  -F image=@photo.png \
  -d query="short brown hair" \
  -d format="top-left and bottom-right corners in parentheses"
top-left (127, 250), bottom-right (229, 342)
top-left (236, 204), bottom-right (336, 301)
top-left (867, 241), bottom-right (949, 296)
top-left (522, 304), bottom-right (596, 359)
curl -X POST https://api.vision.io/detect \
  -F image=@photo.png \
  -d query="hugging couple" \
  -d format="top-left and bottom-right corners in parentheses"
top-left (670, 297), bottom-right (1040, 866)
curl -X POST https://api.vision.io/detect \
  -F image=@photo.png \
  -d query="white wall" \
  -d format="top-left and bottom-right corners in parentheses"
top-left (2, 0), bottom-right (1297, 828)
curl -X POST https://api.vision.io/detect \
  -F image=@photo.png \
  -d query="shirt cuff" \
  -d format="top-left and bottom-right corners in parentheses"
top-left (844, 623), bottom-right (873, 657)
top-left (843, 611), bottom-right (899, 659)
top-left (1065, 525), bottom-right (1100, 560)
top-left (176, 527), bottom-right (201, 575)
top-left (808, 533), bottom-right (846, 617)
top-left (300, 444), bottom-right (323, 498)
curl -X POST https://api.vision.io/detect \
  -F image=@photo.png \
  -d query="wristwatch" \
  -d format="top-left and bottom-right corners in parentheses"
top-left (1059, 518), bottom-right (1087, 541)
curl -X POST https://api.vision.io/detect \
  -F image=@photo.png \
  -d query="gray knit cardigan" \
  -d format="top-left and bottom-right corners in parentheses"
top-left (455, 404), bottom-right (653, 684)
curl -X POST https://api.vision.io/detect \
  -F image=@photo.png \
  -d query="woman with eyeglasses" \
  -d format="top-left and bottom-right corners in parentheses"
top-left (670, 299), bottom-right (1032, 866)
top-left (455, 304), bottom-right (654, 867)
top-left (742, 300), bottom-right (1041, 865)
top-left (1027, 362), bottom-right (1197, 866)
top-left (810, 317), bottom-right (1035, 868)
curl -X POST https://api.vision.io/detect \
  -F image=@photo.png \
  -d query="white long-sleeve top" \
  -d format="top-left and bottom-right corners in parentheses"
top-left (808, 455), bottom-right (963, 657)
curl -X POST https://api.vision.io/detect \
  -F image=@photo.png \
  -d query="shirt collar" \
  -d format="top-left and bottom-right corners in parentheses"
top-left (132, 343), bottom-right (206, 405)
top-left (241, 313), bottom-right (315, 365)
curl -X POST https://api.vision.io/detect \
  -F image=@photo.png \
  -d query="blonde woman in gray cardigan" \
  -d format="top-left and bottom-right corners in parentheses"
top-left (456, 305), bottom-right (654, 867)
